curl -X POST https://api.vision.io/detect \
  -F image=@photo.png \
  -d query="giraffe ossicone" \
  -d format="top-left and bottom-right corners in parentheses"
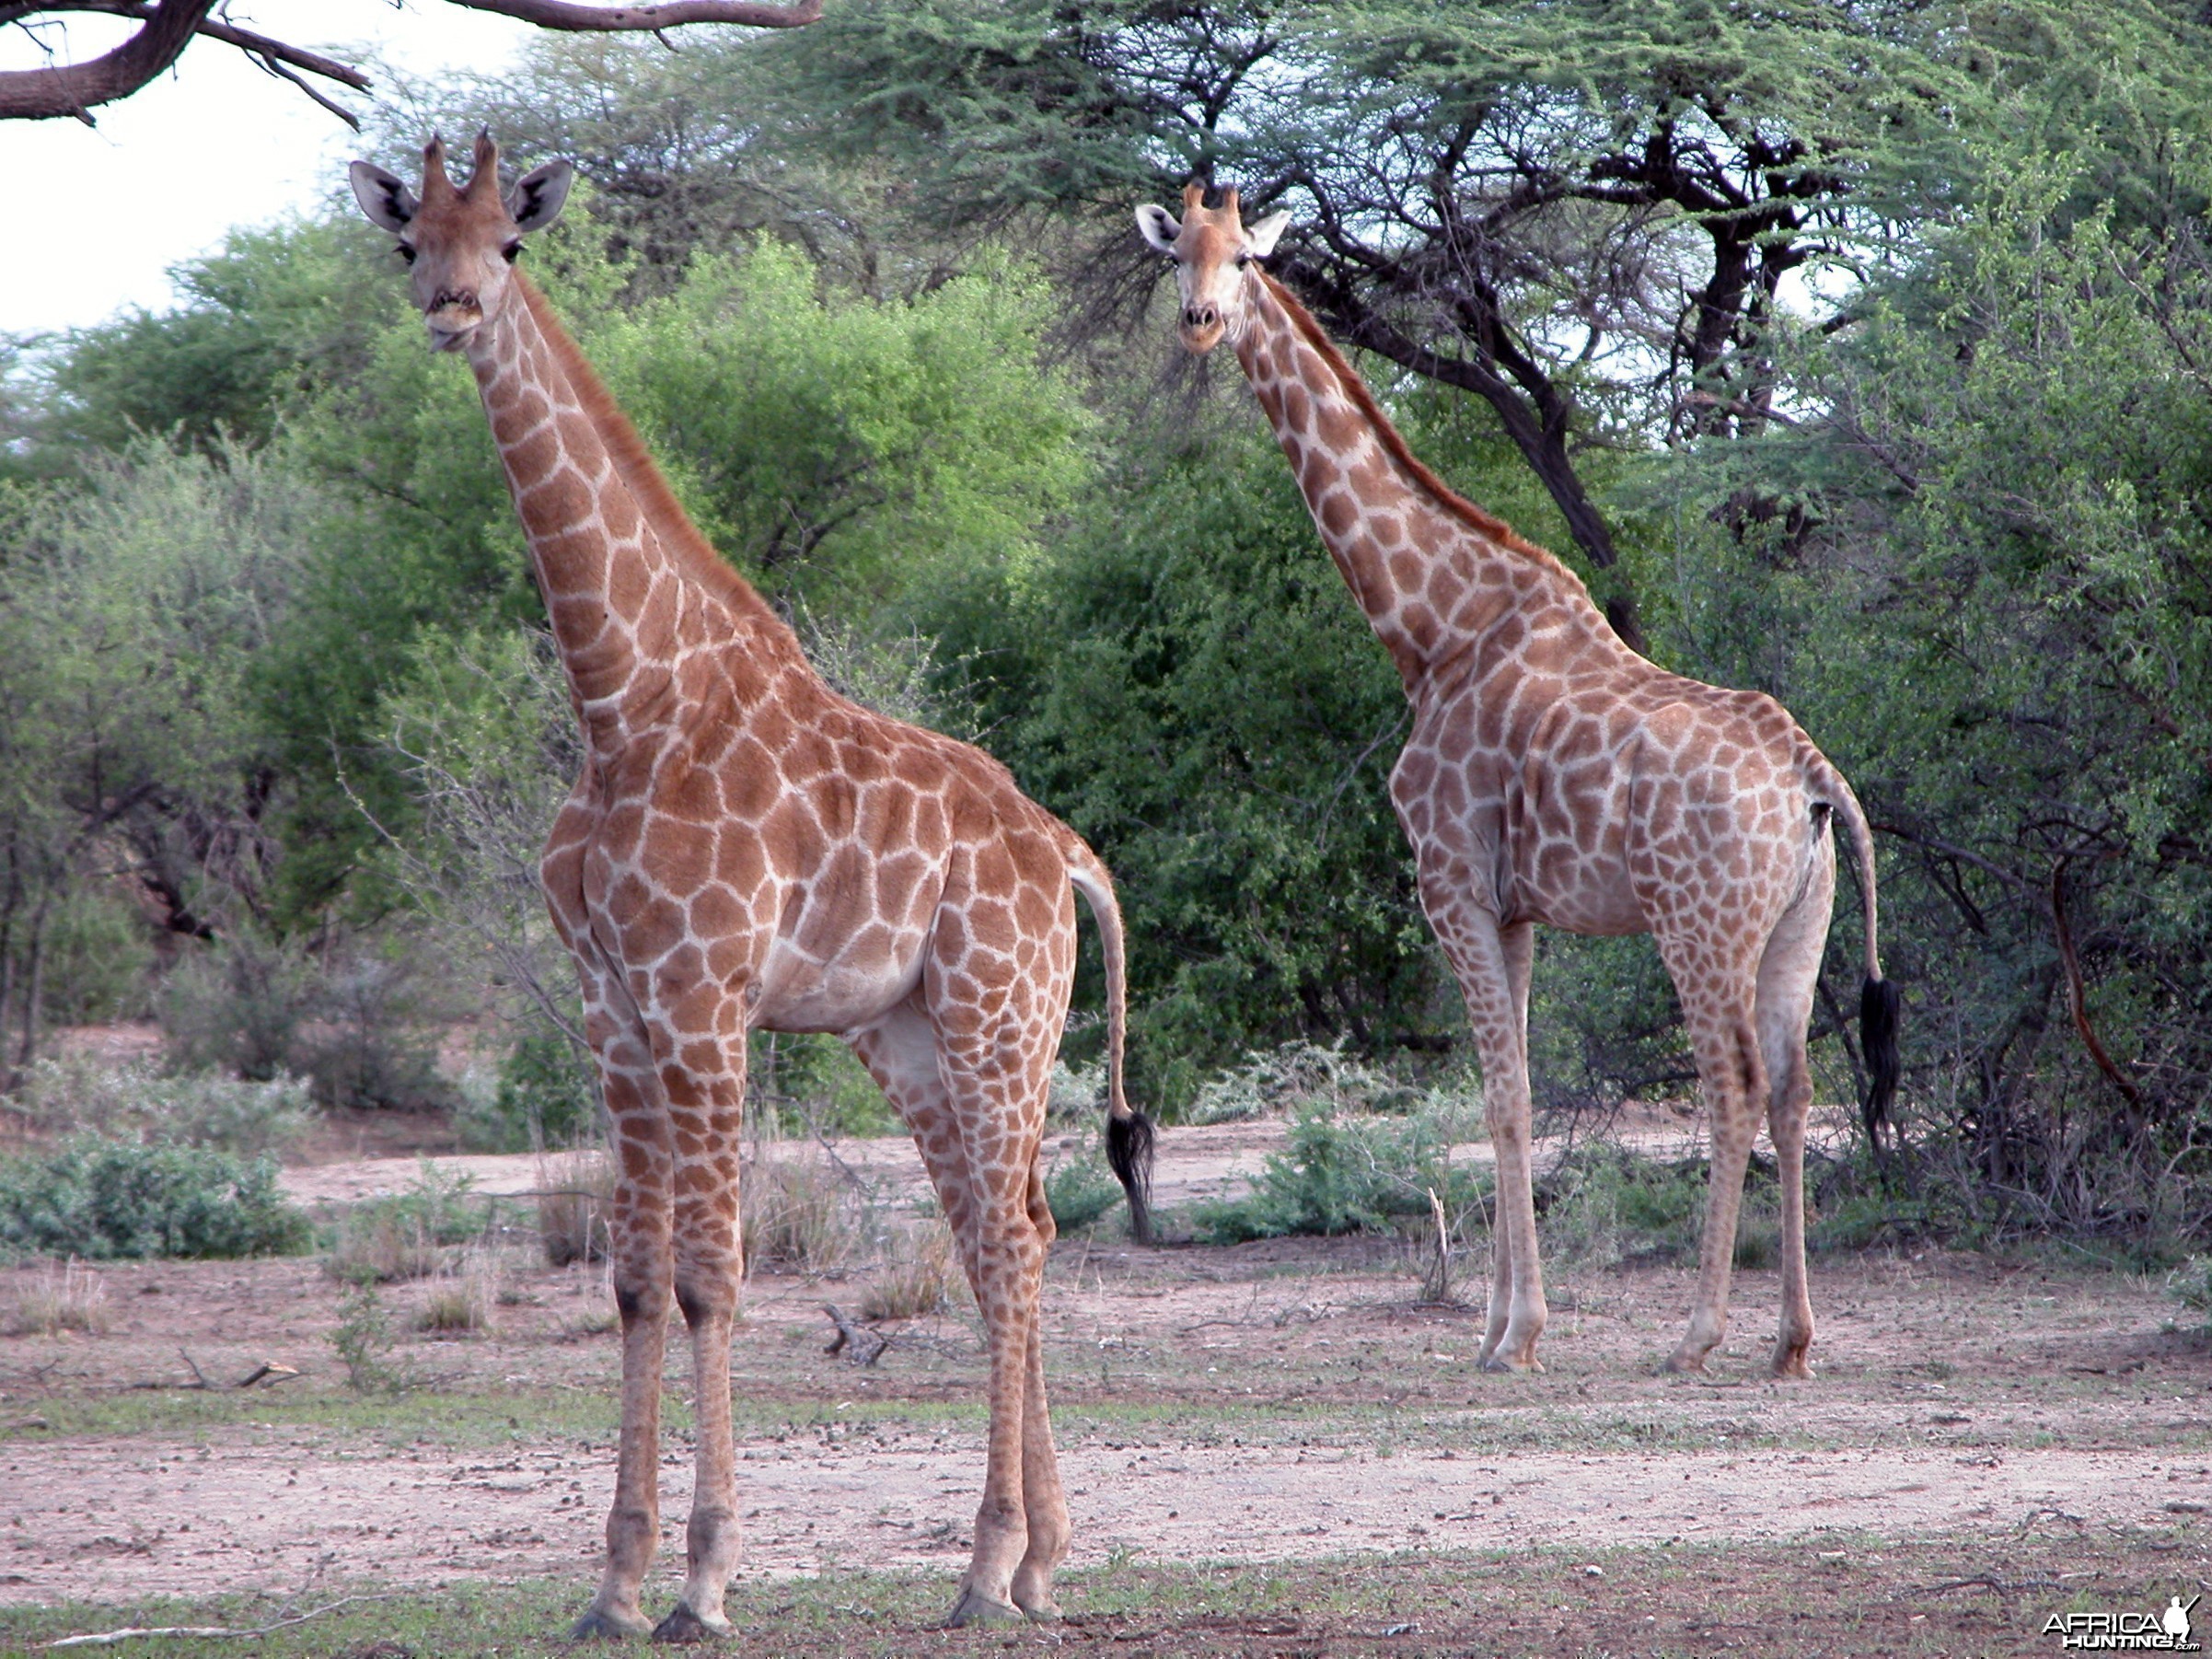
top-left (349, 130), bottom-right (1155, 1640)
top-left (1138, 180), bottom-right (1901, 1379)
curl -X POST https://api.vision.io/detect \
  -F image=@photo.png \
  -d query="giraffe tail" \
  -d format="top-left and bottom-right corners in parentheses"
top-left (1065, 838), bottom-right (1155, 1244)
top-left (1807, 754), bottom-right (1901, 1150)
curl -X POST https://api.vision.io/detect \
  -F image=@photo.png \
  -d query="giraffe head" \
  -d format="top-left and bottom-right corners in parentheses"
top-left (349, 133), bottom-right (573, 353)
top-left (1134, 182), bottom-right (1291, 354)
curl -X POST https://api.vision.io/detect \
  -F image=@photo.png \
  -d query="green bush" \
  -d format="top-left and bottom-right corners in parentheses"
top-left (2167, 1258), bottom-right (2212, 1328)
top-left (0, 1136), bottom-right (311, 1260)
top-left (456, 1030), bottom-right (597, 1154)
top-left (327, 1160), bottom-right (489, 1283)
top-left (1535, 1144), bottom-right (1779, 1270)
top-left (12, 1056), bottom-right (313, 1160)
top-left (1044, 1143), bottom-right (1123, 1234)
top-left (40, 886), bottom-right (156, 1025)
top-left (1197, 1100), bottom-right (1487, 1244)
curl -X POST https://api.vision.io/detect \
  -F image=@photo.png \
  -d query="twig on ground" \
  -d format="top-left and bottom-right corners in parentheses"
top-left (46, 1592), bottom-right (405, 1648)
top-left (821, 1303), bottom-right (887, 1366)
top-left (1905, 1576), bottom-right (2062, 1597)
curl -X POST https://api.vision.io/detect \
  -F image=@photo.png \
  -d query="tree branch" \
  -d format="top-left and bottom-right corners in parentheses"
top-left (0, 0), bottom-right (211, 122)
top-left (441, 0), bottom-right (821, 29)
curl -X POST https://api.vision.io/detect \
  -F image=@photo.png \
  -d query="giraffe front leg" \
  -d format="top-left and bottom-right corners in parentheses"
top-left (573, 1037), bottom-right (674, 1640)
top-left (1437, 911), bottom-right (1544, 1374)
top-left (651, 1011), bottom-right (748, 1643)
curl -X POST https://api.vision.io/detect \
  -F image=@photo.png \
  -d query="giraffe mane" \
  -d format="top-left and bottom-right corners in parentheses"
top-left (1254, 269), bottom-right (1598, 606)
top-left (515, 273), bottom-right (804, 655)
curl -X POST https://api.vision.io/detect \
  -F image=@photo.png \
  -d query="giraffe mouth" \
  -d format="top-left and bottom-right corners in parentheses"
top-left (1179, 319), bottom-right (1228, 354)
top-left (426, 302), bottom-right (484, 351)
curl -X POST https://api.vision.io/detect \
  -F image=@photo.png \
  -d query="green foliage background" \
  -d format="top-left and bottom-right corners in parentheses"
top-left (2, 0), bottom-right (2208, 1243)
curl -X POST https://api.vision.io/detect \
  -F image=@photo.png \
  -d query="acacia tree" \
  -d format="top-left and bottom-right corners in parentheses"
top-left (766, 0), bottom-right (2210, 648)
top-left (0, 0), bottom-right (821, 126)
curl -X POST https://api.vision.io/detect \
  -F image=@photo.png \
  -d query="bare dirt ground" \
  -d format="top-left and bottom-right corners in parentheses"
top-left (2, 1114), bottom-right (2207, 1654)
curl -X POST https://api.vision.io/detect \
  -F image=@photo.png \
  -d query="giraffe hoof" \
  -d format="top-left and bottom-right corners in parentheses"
top-left (570, 1605), bottom-right (653, 1641)
top-left (1661, 1348), bottom-right (1709, 1375)
top-left (1771, 1352), bottom-right (1815, 1381)
top-left (650, 1603), bottom-right (731, 1643)
top-left (1018, 1596), bottom-right (1065, 1625)
top-left (1478, 1351), bottom-right (1542, 1375)
top-left (945, 1587), bottom-right (1023, 1629)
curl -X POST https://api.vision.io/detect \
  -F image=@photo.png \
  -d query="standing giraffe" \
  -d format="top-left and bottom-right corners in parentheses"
top-left (349, 133), bottom-right (1153, 1639)
top-left (1136, 184), bottom-right (1898, 1378)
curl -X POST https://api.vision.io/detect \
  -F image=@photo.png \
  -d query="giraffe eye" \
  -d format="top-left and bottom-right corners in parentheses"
top-left (502, 241), bottom-right (522, 263)
top-left (396, 244), bottom-right (416, 264)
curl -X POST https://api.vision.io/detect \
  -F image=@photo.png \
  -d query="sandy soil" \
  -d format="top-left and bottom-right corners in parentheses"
top-left (3, 1102), bottom-right (2206, 1632)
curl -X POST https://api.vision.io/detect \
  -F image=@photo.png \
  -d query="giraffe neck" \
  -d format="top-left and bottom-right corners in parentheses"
top-left (1232, 271), bottom-right (1611, 690)
top-left (465, 275), bottom-right (806, 744)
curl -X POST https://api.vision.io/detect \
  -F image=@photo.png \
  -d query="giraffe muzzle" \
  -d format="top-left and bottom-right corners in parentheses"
top-left (1179, 304), bottom-right (1226, 354)
top-left (426, 292), bottom-right (484, 350)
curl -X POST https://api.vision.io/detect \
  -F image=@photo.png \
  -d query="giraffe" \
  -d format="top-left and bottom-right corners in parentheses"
top-left (1136, 183), bottom-right (1899, 1379)
top-left (349, 133), bottom-right (1155, 1640)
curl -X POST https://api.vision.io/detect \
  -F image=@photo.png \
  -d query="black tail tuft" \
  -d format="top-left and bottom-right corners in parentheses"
top-left (1106, 1110), bottom-right (1156, 1246)
top-left (1860, 974), bottom-right (1902, 1150)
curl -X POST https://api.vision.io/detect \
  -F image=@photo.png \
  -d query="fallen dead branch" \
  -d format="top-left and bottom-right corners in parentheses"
top-left (821, 1303), bottom-right (887, 1366)
top-left (46, 1592), bottom-right (404, 1648)
top-left (134, 1349), bottom-right (300, 1392)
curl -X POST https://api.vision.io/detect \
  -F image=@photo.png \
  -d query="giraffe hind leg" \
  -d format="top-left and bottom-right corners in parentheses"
top-left (1755, 836), bottom-right (1837, 1379)
top-left (1663, 957), bottom-right (1766, 1376)
top-left (850, 999), bottom-right (1068, 1625)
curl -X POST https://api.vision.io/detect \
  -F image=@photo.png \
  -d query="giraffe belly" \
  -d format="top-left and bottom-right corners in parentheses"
top-left (753, 929), bottom-right (927, 1034)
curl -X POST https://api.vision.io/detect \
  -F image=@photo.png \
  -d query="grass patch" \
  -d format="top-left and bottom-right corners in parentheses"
top-left (4, 1257), bottom-right (110, 1335)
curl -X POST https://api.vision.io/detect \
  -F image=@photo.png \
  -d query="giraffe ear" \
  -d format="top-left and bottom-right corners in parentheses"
top-left (1135, 203), bottom-right (1182, 256)
top-left (507, 160), bottom-right (573, 234)
top-left (349, 161), bottom-right (417, 233)
top-left (1245, 210), bottom-right (1291, 259)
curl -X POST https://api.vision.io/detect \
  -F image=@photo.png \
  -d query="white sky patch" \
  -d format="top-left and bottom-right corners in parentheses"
top-left (1, 2), bottom-right (522, 338)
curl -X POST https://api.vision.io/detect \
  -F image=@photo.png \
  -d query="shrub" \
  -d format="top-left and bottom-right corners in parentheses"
top-left (161, 929), bottom-right (459, 1112)
top-left (457, 1030), bottom-right (597, 1154)
top-left (330, 1280), bottom-right (413, 1393)
top-left (41, 886), bottom-right (156, 1026)
top-left (1187, 1039), bottom-right (1420, 1127)
top-left (0, 1136), bottom-right (310, 1260)
top-left (415, 1247), bottom-right (497, 1334)
top-left (326, 1160), bottom-right (488, 1283)
top-left (1044, 1142), bottom-right (1123, 1234)
top-left (1196, 1099), bottom-right (1486, 1244)
top-left (1536, 1144), bottom-right (1779, 1270)
top-left (2169, 1258), bottom-right (2212, 1328)
top-left (13, 1055), bottom-right (313, 1160)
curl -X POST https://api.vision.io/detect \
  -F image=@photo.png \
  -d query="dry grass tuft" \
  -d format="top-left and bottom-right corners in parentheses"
top-left (536, 1150), bottom-right (613, 1269)
top-left (861, 1217), bottom-right (964, 1322)
top-left (6, 1259), bottom-right (110, 1336)
top-left (742, 1153), bottom-right (866, 1274)
top-left (414, 1249), bottom-right (497, 1335)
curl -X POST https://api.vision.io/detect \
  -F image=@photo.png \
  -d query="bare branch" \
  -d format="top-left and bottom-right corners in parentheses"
top-left (0, 0), bottom-right (212, 122)
top-left (441, 0), bottom-right (821, 29)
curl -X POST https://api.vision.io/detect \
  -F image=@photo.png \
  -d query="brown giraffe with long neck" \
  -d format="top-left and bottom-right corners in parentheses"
top-left (1138, 184), bottom-right (1898, 1378)
top-left (350, 133), bottom-right (1153, 1641)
